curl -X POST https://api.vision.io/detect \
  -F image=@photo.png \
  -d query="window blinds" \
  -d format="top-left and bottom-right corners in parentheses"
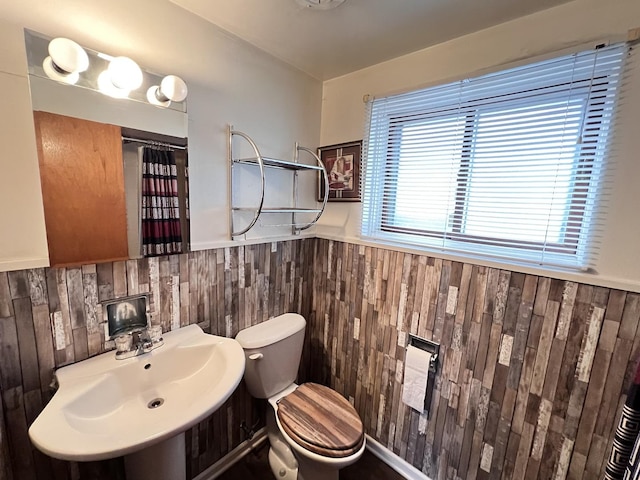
top-left (361, 43), bottom-right (632, 270)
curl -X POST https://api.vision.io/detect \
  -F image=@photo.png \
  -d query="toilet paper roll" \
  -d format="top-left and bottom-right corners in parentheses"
top-left (402, 345), bottom-right (432, 412)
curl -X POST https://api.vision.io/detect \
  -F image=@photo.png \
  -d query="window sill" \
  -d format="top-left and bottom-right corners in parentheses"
top-left (312, 230), bottom-right (640, 294)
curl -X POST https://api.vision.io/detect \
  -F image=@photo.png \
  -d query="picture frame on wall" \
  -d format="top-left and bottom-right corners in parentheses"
top-left (317, 140), bottom-right (362, 202)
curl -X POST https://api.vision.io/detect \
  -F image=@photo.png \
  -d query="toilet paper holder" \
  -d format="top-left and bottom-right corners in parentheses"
top-left (408, 334), bottom-right (439, 374)
top-left (408, 334), bottom-right (440, 415)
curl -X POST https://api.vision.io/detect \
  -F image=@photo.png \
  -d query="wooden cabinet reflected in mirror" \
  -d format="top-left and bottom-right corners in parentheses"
top-left (33, 112), bottom-right (189, 267)
top-left (34, 111), bottom-right (128, 266)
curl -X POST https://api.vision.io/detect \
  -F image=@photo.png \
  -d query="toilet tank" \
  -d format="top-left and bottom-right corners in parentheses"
top-left (235, 313), bottom-right (306, 399)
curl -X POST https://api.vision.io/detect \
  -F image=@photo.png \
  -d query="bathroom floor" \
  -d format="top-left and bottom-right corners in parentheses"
top-left (216, 441), bottom-right (406, 479)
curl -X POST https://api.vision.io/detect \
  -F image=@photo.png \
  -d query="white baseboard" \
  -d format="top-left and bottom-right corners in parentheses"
top-left (364, 434), bottom-right (430, 480)
top-left (193, 427), bottom-right (268, 480)
top-left (193, 429), bottom-right (430, 480)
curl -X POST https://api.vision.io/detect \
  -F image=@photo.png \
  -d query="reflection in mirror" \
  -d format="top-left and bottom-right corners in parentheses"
top-left (121, 128), bottom-right (190, 259)
top-left (105, 295), bottom-right (149, 338)
top-left (24, 29), bottom-right (190, 266)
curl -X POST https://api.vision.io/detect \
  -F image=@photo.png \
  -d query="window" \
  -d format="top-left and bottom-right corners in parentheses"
top-left (362, 44), bottom-right (629, 270)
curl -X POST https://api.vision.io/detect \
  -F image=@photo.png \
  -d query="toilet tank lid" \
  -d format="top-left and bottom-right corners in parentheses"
top-left (235, 313), bottom-right (306, 349)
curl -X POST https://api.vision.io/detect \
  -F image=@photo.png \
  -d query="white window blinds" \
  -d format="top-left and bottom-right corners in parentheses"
top-left (362, 43), bottom-right (631, 270)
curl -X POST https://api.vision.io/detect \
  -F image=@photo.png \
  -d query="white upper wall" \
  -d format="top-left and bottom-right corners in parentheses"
top-left (318, 0), bottom-right (640, 292)
top-left (0, 21), bottom-right (49, 271)
top-left (0, 0), bottom-right (323, 270)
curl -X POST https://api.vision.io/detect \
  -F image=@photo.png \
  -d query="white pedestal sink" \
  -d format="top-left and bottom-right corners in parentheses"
top-left (28, 325), bottom-right (245, 479)
top-left (124, 433), bottom-right (186, 480)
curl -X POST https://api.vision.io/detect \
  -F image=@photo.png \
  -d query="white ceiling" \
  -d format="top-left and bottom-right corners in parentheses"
top-left (169, 0), bottom-right (574, 80)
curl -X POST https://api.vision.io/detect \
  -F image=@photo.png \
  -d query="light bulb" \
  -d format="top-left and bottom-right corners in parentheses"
top-left (160, 75), bottom-right (188, 102)
top-left (108, 56), bottom-right (143, 91)
top-left (98, 70), bottom-right (130, 99)
top-left (146, 75), bottom-right (188, 107)
top-left (42, 37), bottom-right (89, 85)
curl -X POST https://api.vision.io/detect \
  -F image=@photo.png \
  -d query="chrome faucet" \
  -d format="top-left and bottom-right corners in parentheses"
top-left (114, 327), bottom-right (163, 360)
top-left (132, 328), bottom-right (152, 355)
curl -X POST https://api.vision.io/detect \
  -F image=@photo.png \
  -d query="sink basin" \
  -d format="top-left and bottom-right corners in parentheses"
top-left (29, 324), bottom-right (245, 461)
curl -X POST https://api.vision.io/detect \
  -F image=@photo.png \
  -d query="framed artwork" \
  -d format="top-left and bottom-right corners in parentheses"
top-left (318, 140), bottom-right (362, 202)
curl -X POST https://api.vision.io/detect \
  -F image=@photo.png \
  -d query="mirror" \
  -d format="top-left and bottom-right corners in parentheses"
top-left (24, 29), bottom-right (190, 266)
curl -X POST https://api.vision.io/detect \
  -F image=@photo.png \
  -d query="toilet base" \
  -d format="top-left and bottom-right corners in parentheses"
top-left (267, 406), bottom-right (299, 479)
top-left (269, 447), bottom-right (299, 479)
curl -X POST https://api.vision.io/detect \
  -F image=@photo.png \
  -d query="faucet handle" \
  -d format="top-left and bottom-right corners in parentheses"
top-left (115, 334), bottom-right (133, 353)
top-left (149, 325), bottom-right (163, 344)
top-left (135, 328), bottom-right (152, 349)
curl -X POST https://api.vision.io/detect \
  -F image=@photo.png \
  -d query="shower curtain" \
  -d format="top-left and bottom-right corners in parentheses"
top-left (141, 147), bottom-right (183, 256)
top-left (605, 362), bottom-right (640, 480)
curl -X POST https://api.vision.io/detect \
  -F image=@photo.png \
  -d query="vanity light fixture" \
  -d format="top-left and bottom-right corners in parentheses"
top-left (42, 37), bottom-right (89, 85)
top-left (27, 30), bottom-right (187, 111)
top-left (146, 75), bottom-right (188, 107)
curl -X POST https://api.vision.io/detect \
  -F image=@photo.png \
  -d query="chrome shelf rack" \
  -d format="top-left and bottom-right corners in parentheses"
top-left (228, 125), bottom-right (329, 239)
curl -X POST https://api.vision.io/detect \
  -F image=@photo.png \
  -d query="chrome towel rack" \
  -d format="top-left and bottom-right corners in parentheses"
top-left (228, 126), bottom-right (329, 239)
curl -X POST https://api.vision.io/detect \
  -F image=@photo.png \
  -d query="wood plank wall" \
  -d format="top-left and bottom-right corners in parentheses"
top-left (0, 240), bottom-right (312, 480)
top-left (308, 239), bottom-right (640, 480)
top-left (1, 236), bottom-right (638, 480)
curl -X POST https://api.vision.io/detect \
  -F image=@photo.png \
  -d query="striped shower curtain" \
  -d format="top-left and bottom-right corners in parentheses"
top-left (141, 147), bottom-right (183, 256)
top-left (605, 362), bottom-right (640, 479)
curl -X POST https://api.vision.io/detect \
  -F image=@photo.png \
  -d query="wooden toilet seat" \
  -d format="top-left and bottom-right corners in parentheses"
top-left (276, 383), bottom-right (364, 458)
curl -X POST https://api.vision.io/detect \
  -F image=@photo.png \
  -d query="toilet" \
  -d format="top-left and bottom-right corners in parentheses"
top-left (236, 313), bottom-right (365, 480)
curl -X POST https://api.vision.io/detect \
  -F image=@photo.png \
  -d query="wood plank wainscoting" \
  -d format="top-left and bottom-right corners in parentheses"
top-left (0, 237), bottom-right (638, 479)
top-left (307, 239), bottom-right (640, 480)
top-left (0, 240), bottom-right (312, 480)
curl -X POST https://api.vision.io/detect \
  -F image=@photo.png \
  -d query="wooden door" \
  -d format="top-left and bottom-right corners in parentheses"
top-left (33, 111), bottom-right (129, 267)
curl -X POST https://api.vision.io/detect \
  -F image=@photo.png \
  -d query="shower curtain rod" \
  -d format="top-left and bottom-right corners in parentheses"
top-left (122, 136), bottom-right (187, 150)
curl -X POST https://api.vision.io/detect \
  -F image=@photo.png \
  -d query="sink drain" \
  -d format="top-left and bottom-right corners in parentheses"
top-left (147, 398), bottom-right (164, 409)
